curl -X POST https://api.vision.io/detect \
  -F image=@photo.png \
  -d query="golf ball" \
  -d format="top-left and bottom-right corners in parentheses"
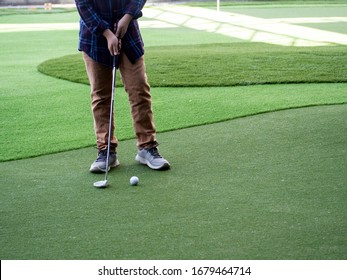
top-left (130, 176), bottom-right (139, 186)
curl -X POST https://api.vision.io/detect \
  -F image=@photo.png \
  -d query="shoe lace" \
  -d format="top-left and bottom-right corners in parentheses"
top-left (96, 150), bottom-right (108, 162)
top-left (148, 147), bottom-right (162, 158)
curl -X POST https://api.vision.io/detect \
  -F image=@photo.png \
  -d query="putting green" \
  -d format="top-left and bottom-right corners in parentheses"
top-left (1, 104), bottom-right (346, 260)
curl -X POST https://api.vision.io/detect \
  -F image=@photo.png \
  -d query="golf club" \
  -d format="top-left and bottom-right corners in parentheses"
top-left (93, 55), bottom-right (118, 188)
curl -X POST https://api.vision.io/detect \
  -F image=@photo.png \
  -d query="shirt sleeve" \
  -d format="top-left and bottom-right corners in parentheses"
top-left (124, 0), bottom-right (147, 19)
top-left (75, 0), bottom-right (110, 36)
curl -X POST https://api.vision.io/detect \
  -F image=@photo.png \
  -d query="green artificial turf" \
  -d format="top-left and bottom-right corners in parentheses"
top-left (1, 3), bottom-right (347, 261)
top-left (1, 6), bottom-right (347, 162)
top-left (0, 7), bottom-right (74, 16)
top-left (1, 104), bottom-right (346, 259)
top-left (188, 0), bottom-right (347, 8)
top-left (38, 43), bottom-right (347, 87)
top-left (1, 83), bottom-right (346, 162)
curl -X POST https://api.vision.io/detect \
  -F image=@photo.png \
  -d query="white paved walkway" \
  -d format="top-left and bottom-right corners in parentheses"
top-left (1, 6), bottom-right (347, 46)
top-left (141, 6), bottom-right (347, 46)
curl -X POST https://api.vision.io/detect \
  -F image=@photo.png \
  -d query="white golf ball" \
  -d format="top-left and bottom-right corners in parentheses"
top-left (130, 176), bottom-right (139, 186)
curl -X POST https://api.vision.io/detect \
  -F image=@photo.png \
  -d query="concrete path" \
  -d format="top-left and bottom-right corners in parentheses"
top-left (142, 6), bottom-right (347, 46)
top-left (1, 5), bottom-right (347, 46)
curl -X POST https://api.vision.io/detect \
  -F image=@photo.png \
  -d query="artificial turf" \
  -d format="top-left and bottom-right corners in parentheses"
top-left (0, 2), bottom-right (347, 260)
top-left (2, 5), bottom-right (347, 162)
top-left (1, 83), bottom-right (346, 162)
top-left (1, 104), bottom-right (346, 259)
top-left (1, 4), bottom-right (347, 162)
top-left (38, 43), bottom-right (347, 87)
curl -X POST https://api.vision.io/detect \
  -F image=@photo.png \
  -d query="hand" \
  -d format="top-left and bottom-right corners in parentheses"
top-left (103, 29), bottom-right (121, 56)
top-left (115, 14), bottom-right (133, 39)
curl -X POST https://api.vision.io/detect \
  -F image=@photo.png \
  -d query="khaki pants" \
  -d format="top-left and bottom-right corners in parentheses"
top-left (83, 52), bottom-right (157, 152)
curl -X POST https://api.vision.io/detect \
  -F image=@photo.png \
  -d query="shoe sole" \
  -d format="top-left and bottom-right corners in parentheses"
top-left (135, 155), bottom-right (170, 170)
top-left (90, 159), bottom-right (120, 173)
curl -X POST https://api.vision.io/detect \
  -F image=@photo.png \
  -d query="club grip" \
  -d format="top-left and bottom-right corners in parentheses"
top-left (113, 55), bottom-right (119, 69)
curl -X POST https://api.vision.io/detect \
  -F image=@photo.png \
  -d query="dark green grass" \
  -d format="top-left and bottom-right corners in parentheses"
top-left (38, 43), bottom-right (347, 87)
top-left (1, 105), bottom-right (346, 259)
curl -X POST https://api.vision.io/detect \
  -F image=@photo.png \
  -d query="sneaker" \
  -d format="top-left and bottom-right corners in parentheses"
top-left (90, 150), bottom-right (120, 173)
top-left (135, 146), bottom-right (170, 170)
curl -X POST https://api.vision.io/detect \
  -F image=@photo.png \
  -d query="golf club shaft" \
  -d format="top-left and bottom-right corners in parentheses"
top-left (104, 55), bottom-right (117, 181)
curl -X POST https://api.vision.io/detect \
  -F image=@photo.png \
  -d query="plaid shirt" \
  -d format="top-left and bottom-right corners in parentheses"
top-left (75, 0), bottom-right (146, 67)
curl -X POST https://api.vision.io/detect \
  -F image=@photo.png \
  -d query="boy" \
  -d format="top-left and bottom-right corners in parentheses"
top-left (75, 0), bottom-right (170, 172)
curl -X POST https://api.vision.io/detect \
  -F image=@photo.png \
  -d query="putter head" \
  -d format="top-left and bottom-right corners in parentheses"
top-left (93, 180), bottom-right (108, 188)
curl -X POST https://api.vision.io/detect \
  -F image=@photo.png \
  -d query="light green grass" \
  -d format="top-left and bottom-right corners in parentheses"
top-left (1, 105), bottom-right (346, 259)
top-left (1, 83), bottom-right (346, 162)
top-left (0, 8), bottom-right (78, 22)
top-left (188, 0), bottom-right (347, 7)
top-left (223, 4), bottom-right (347, 16)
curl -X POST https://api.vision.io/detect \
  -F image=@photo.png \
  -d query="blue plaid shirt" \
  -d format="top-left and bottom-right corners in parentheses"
top-left (75, 0), bottom-right (146, 67)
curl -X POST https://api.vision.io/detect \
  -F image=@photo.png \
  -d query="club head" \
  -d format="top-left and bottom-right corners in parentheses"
top-left (93, 180), bottom-right (108, 188)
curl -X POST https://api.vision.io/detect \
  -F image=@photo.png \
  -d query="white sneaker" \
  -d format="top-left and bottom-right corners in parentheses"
top-left (90, 150), bottom-right (119, 173)
top-left (135, 147), bottom-right (170, 170)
